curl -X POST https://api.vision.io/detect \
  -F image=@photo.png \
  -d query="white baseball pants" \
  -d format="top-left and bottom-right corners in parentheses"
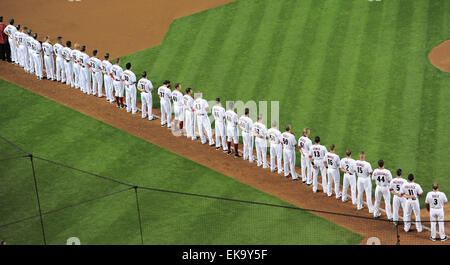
top-left (270, 144), bottom-right (282, 174)
top-left (141, 92), bottom-right (153, 120)
top-left (312, 160), bottom-right (327, 193)
top-left (374, 185), bottom-right (392, 219)
top-left (79, 67), bottom-right (87, 94)
top-left (73, 64), bottom-right (80, 89)
top-left (327, 168), bottom-right (341, 198)
top-left (104, 75), bottom-right (113, 101)
top-left (430, 208), bottom-right (446, 239)
top-left (33, 53), bottom-right (43, 78)
top-left (44, 55), bottom-right (55, 80)
top-left (160, 100), bottom-right (171, 127)
top-left (342, 173), bottom-right (356, 204)
top-left (28, 49), bottom-right (34, 73)
top-left (242, 132), bottom-right (254, 162)
top-left (357, 177), bottom-right (374, 212)
top-left (92, 72), bottom-right (103, 97)
top-left (392, 195), bottom-right (406, 222)
top-left (197, 114), bottom-right (214, 145)
top-left (8, 38), bottom-right (17, 63)
top-left (301, 155), bottom-right (312, 184)
top-left (113, 80), bottom-right (124, 97)
top-left (64, 61), bottom-right (73, 86)
top-left (215, 122), bottom-right (227, 150)
top-left (255, 137), bottom-right (268, 168)
top-left (125, 86), bottom-right (137, 113)
top-left (18, 45), bottom-right (27, 68)
top-left (227, 127), bottom-right (239, 144)
top-left (403, 199), bottom-right (422, 232)
top-left (283, 148), bottom-right (297, 179)
top-left (55, 56), bottom-right (65, 82)
top-left (185, 110), bottom-right (196, 140)
top-left (174, 105), bottom-right (184, 122)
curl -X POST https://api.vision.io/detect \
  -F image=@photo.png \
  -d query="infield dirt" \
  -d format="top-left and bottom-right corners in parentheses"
top-left (1, 0), bottom-right (449, 245)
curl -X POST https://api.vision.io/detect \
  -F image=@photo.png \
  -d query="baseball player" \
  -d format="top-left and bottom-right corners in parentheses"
top-left (88, 50), bottom-right (103, 97)
top-left (122, 62), bottom-right (138, 114)
top-left (212, 98), bottom-right (227, 151)
top-left (390, 169), bottom-right (407, 226)
top-left (372, 160), bottom-right (393, 220)
top-left (31, 33), bottom-right (43, 80)
top-left (355, 152), bottom-right (374, 212)
top-left (281, 125), bottom-right (298, 180)
top-left (26, 29), bottom-right (35, 74)
top-left (42, 36), bottom-right (55, 81)
top-left (110, 58), bottom-right (125, 108)
top-left (53, 37), bottom-right (65, 83)
top-left (325, 144), bottom-right (341, 198)
top-left (70, 43), bottom-right (81, 89)
top-left (298, 128), bottom-right (313, 184)
top-left (137, 71), bottom-right (155, 120)
top-left (340, 149), bottom-right (357, 204)
top-left (252, 114), bottom-right (269, 168)
top-left (225, 102), bottom-right (242, 158)
top-left (3, 19), bottom-right (18, 64)
top-left (172, 83), bottom-right (185, 131)
top-left (267, 121), bottom-right (283, 174)
top-left (157, 80), bottom-right (172, 127)
top-left (62, 41), bottom-right (73, 87)
top-left (102, 53), bottom-right (114, 103)
top-left (14, 27), bottom-right (27, 70)
top-left (78, 46), bottom-right (91, 95)
top-left (309, 136), bottom-right (327, 193)
top-left (183, 88), bottom-right (196, 140)
top-left (426, 183), bottom-right (448, 241)
top-left (239, 108), bottom-right (254, 162)
top-left (194, 92), bottom-right (215, 146)
top-left (401, 173), bottom-right (423, 232)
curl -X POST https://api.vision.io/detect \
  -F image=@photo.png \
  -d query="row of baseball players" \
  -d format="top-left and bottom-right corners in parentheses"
top-left (3, 21), bottom-right (448, 242)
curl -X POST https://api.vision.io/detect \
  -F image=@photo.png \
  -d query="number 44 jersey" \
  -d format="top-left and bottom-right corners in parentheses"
top-left (372, 168), bottom-right (392, 187)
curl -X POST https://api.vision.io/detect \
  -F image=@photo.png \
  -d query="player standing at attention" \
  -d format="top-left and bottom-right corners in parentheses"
top-left (53, 37), bottom-right (65, 83)
top-left (340, 149), bottom-right (357, 204)
top-left (70, 43), bottom-right (81, 89)
top-left (281, 125), bottom-right (298, 180)
top-left (252, 114), bottom-right (269, 168)
top-left (194, 92), bottom-right (215, 146)
top-left (137, 72), bottom-right (154, 120)
top-left (31, 33), bottom-right (43, 80)
top-left (389, 169), bottom-right (407, 226)
top-left (15, 27), bottom-right (27, 70)
top-left (355, 152), bottom-right (374, 212)
top-left (62, 41), bottom-right (73, 87)
top-left (401, 173), bottom-right (423, 232)
top-left (102, 53), bottom-right (113, 103)
top-left (225, 102), bottom-right (241, 157)
top-left (122, 62), bottom-right (138, 114)
top-left (372, 160), bottom-right (393, 220)
top-left (183, 88), bottom-right (196, 140)
top-left (325, 144), bottom-right (341, 198)
top-left (157, 80), bottom-right (172, 127)
top-left (267, 121), bottom-right (283, 174)
top-left (110, 58), bottom-right (125, 108)
top-left (426, 183), bottom-right (448, 241)
top-left (88, 50), bottom-right (103, 97)
top-left (212, 98), bottom-right (227, 151)
top-left (78, 46), bottom-right (90, 95)
top-left (298, 128), bottom-right (313, 184)
top-left (172, 83), bottom-right (184, 132)
top-left (42, 36), bottom-right (55, 81)
top-left (309, 136), bottom-right (327, 193)
top-left (26, 29), bottom-right (35, 74)
top-left (239, 108), bottom-right (254, 163)
top-left (3, 19), bottom-right (18, 64)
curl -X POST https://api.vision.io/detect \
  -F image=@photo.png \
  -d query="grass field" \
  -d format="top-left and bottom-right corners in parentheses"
top-left (0, 79), bottom-right (362, 245)
top-left (121, 0), bottom-right (450, 204)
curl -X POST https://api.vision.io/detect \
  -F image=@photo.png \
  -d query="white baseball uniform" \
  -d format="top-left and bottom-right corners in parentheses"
top-left (78, 52), bottom-right (91, 94)
top-left (26, 35), bottom-right (35, 74)
top-left (340, 157), bottom-right (357, 204)
top-left (212, 105), bottom-right (227, 151)
top-left (53, 43), bottom-right (65, 82)
top-left (309, 144), bottom-right (327, 193)
top-left (157, 85), bottom-right (172, 127)
top-left (325, 152), bottom-right (341, 198)
top-left (425, 191), bottom-right (448, 239)
top-left (281, 132), bottom-right (297, 179)
top-left (225, 110), bottom-right (239, 144)
top-left (42, 42), bottom-right (55, 80)
top-left (298, 136), bottom-right (312, 184)
top-left (184, 94), bottom-right (196, 140)
top-left (15, 32), bottom-right (28, 69)
top-left (122, 70), bottom-right (137, 113)
top-left (101, 60), bottom-right (113, 102)
top-left (70, 49), bottom-right (81, 88)
top-left (267, 128), bottom-right (282, 174)
top-left (239, 116), bottom-right (254, 162)
top-left (172, 90), bottom-right (184, 123)
top-left (31, 39), bottom-right (43, 79)
top-left (372, 168), bottom-right (393, 219)
top-left (4, 25), bottom-right (18, 63)
top-left (89, 57), bottom-right (103, 97)
top-left (252, 122), bottom-right (268, 168)
top-left (401, 182), bottom-right (423, 232)
top-left (355, 160), bottom-right (374, 212)
top-left (389, 177), bottom-right (407, 222)
top-left (138, 78), bottom-right (154, 120)
top-left (111, 65), bottom-right (124, 98)
top-left (194, 98), bottom-right (214, 145)
top-left (62, 46), bottom-right (73, 86)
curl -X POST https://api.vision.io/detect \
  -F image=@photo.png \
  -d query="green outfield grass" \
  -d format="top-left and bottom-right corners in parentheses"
top-left (0, 79), bottom-right (362, 245)
top-left (121, 0), bottom-right (450, 206)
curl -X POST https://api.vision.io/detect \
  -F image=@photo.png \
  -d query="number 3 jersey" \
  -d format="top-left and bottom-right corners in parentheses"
top-left (425, 191), bottom-right (448, 210)
top-left (372, 168), bottom-right (393, 187)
